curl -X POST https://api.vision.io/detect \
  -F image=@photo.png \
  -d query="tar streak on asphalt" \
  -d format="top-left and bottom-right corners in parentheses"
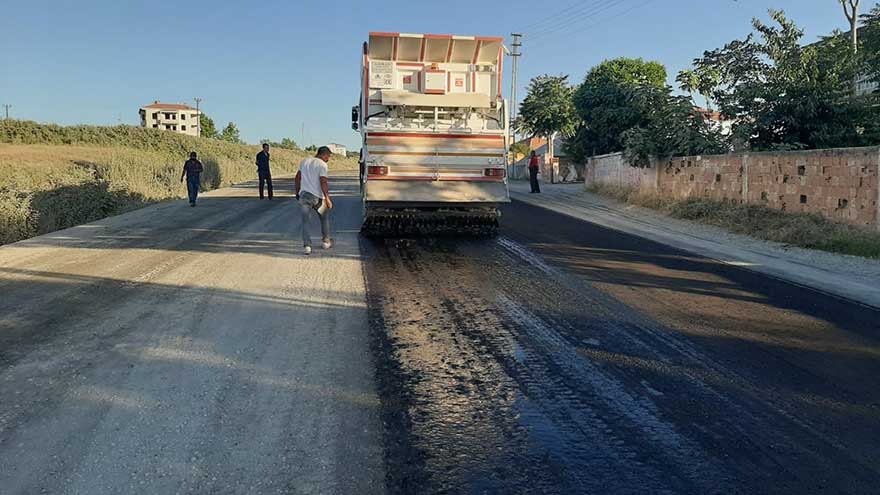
top-left (362, 200), bottom-right (880, 495)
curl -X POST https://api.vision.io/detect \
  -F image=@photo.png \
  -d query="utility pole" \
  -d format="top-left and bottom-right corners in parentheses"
top-left (509, 33), bottom-right (522, 147)
top-left (301, 123), bottom-right (305, 147)
top-left (2, 104), bottom-right (10, 120)
top-left (193, 97), bottom-right (202, 137)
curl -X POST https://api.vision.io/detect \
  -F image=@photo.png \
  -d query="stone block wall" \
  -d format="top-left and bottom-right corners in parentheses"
top-left (743, 148), bottom-right (878, 226)
top-left (584, 147), bottom-right (880, 229)
top-left (659, 154), bottom-right (744, 203)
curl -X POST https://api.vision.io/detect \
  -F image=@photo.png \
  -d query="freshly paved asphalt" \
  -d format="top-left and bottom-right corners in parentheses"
top-left (363, 198), bottom-right (880, 495)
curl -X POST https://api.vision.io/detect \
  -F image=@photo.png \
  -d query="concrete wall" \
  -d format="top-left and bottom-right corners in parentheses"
top-left (585, 152), bottom-right (657, 191)
top-left (584, 147), bottom-right (880, 229)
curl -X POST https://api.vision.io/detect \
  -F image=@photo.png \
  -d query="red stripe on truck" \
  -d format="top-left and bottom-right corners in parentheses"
top-left (368, 132), bottom-right (503, 140)
top-left (367, 175), bottom-right (505, 182)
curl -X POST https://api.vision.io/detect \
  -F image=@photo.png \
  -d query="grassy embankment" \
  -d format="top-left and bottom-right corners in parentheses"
top-left (0, 120), bottom-right (357, 245)
top-left (588, 184), bottom-right (880, 259)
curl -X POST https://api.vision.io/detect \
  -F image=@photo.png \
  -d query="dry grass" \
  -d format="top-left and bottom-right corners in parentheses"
top-left (0, 120), bottom-right (358, 245)
top-left (588, 184), bottom-right (880, 259)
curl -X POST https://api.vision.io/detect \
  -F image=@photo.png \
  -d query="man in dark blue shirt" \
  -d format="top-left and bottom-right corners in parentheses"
top-left (256, 143), bottom-right (273, 200)
top-left (180, 151), bottom-right (203, 207)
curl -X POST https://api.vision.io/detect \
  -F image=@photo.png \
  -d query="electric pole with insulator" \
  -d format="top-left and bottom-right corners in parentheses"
top-left (194, 97), bottom-right (202, 137)
top-left (2, 104), bottom-right (10, 120)
top-left (510, 33), bottom-right (522, 146)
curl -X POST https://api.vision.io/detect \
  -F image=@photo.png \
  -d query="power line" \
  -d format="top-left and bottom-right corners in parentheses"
top-left (527, 0), bottom-right (630, 41)
top-left (516, 0), bottom-right (604, 34)
top-left (528, 0), bottom-right (655, 49)
top-left (526, 0), bottom-right (625, 39)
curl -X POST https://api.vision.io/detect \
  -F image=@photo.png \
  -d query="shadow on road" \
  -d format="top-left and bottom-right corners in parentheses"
top-left (9, 176), bottom-right (363, 259)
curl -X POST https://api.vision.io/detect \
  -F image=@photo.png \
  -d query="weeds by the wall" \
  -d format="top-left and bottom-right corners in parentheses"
top-left (588, 184), bottom-right (880, 259)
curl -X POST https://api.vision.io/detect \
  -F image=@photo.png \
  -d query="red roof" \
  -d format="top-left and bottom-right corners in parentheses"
top-left (143, 102), bottom-right (195, 110)
top-left (695, 106), bottom-right (724, 122)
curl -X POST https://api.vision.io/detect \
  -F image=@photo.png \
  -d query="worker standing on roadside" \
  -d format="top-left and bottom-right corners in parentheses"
top-left (256, 143), bottom-right (274, 200)
top-left (528, 150), bottom-right (541, 193)
top-left (295, 146), bottom-right (334, 255)
top-left (180, 151), bottom-right (203, 207)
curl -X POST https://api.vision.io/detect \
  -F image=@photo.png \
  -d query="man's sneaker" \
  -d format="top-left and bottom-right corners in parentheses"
top-left (322, 239), bottom-right (333, 250)
top-left (304, 246), bottom-right (312, 255)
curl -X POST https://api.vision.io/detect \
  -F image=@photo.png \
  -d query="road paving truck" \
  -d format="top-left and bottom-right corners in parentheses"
top-left (353, 32), bottom-right (510, 236)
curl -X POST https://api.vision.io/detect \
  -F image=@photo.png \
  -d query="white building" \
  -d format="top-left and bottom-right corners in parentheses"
top-left (139, 101), bottom-right (201, 137)
top-left (696, 107), bottom-right (734, 136)
top-left (326, 143), bottom-right (347, 155)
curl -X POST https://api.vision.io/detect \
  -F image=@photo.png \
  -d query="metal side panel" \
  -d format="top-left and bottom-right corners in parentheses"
top-left (365, 180), bottom-right (509, 204)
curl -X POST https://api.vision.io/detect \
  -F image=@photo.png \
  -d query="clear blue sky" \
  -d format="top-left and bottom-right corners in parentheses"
top-left (1, 0), bottom-right (847, 149)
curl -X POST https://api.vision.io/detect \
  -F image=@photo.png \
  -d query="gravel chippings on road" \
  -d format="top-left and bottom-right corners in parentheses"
top-left (0, 177), bottom-right (384, 495)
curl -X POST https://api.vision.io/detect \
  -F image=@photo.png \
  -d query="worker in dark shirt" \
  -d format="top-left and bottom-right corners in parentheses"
top-left (256, 143), bottom-right (273, 200)
top-left (180, 151), bottom-right (204, 207)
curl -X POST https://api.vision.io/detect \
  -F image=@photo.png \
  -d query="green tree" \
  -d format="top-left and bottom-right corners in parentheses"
top-left (685, 9), bottom-right (879, 151)
top-left (220, 122), bottom-right (241, 144)
top-left (260, 137), bottom-right (299, 150)
top-left (675, 67), bottom-right (720, 110)
top-left (568, 58), bottom-right (668, 160)
top-left (515, 75), bottom-right (578, 140)
top-left (622, 87), bottom-right (727, 167)
top-left (199, 114), bottom-right (217, 139)
top-left (509, 141), bottom-right (531, 160)
top-left (304, 144), bottom-right (317, 152)
top-left (858, 3), bottom-right (880, 84)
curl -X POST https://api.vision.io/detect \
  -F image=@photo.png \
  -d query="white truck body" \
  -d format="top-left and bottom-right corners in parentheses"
top-left (354, 32), bottom-right (510, 234)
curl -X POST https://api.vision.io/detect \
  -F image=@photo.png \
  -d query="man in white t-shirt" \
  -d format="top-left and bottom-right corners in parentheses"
top-left (294, 146), bottom-right (334, 255)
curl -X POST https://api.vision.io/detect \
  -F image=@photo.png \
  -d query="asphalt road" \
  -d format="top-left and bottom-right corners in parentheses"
top-left (362, 198), bottom-right (880, 494)
top-left (0, 176), bottom-right (383, 494)
top-left (2, 177), bottom-right (879, 494)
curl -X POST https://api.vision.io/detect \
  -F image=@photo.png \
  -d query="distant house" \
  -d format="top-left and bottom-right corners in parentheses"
top-left (695, 106), bottom-right (734, 136)
top-left (512, 135), bottom-right (579, 182)
top-left (326, 143), bottom-right (348, 155)
top-left (139, 101), bottom-right (201, 137)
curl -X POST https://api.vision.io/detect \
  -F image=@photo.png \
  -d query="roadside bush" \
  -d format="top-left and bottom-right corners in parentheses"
top-left (0, 120), bottom-right (358, 245)
top-left (30, 181), bottom-right (146, 235)
top-left (0, 189), bottom-right (37, 244)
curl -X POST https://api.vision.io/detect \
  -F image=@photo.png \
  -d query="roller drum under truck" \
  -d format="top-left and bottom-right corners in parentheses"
top-left (352, 32), bottom-right (510, 236)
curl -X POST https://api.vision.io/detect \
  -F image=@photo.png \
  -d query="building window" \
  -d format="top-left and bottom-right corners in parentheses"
top-left (152, 112), bottom-right (158, 119)
top-left (182, 125), bottom-right (186, 131)
top-left (181, 114), bottom-right (186, 120)
top-left (165, 125), bottom-right (171, 130)
top-left (153, 124), bottom-right (158, 128)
